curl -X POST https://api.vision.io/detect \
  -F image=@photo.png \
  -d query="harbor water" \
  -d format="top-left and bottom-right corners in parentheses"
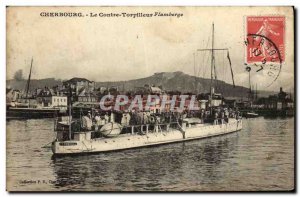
top-left (6, 117), bottom-right (294, 191)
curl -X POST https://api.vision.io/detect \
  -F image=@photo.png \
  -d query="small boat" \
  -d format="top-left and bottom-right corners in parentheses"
top-left (245, 111), bottom-right (259, 118)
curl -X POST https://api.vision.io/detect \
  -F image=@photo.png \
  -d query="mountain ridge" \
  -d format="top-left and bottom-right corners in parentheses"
top-left (6, 71), bottom-right (276, 98)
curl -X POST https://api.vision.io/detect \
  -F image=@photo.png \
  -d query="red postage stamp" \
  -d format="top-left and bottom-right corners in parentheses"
top-left (245, 16), bottom-right (285, 63)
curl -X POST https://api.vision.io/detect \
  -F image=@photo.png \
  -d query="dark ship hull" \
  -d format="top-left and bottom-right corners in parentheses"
top-left (6, 107), bottom-right (61, 119)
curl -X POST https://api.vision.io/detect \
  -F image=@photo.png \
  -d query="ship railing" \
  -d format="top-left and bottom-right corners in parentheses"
top-left (121, 121), bottom-right (186, 135)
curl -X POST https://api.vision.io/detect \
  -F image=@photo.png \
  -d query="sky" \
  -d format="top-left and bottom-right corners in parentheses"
top-left (6, 6), bottom-right (294, 92)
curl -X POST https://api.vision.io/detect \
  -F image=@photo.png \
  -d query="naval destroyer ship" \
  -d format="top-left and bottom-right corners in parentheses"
top-left (51, 23), bottom-right (243, 155)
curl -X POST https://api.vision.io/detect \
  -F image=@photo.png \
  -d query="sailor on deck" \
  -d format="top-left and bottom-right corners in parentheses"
top-left (214, 111), bottom-right (218, 125)
top-left (225, 108), bottom-right (229, 119)
top-left (220, 110), bottom-right (225, 124)
top-left (104, 112), bottom-right (109, 123)
top-left (236, 111), bottom-right (240, 120)
top-left (87, 111), bottom-right (92, 119)
top-left (82, 112), bottom-right (93, 130)
top-left (94, 113), bottom-right (101, 122)
top-left (200, 109), bottom-right (205, 124)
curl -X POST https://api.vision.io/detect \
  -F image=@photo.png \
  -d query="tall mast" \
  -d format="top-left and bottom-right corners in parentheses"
top-left (68, 85), bottom-right (72, 140)
top-left (69, 101), bottom-right (72, 140)
top-left (25, 58), bottom-right (33, 104)
top-left (193, 52), bottom-right (197, 94)
top-left (248, 71), bottom-right (251, 101)
top-left (255, 83), bottom-right (258, 101)
top-left (210, 23), bottom-right (214, 98)
top-left (197, 23), bottom-right (232, 106)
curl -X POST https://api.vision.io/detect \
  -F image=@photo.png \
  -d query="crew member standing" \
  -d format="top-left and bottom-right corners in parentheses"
top-left (214, 111), bottom-right (218, 125)
top-left (220, 110), bottom-right (225, 124)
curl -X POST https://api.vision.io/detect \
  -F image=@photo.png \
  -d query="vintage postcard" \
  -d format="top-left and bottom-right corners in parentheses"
top-left (6, 6), bottom-right (294, 192)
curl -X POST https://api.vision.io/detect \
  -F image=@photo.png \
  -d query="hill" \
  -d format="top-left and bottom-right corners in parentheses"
top-left (95, 71), bottom-right (250, 98)
top-left (6, 78), bottom-right (62, 92)
top-left (6, 72), bottom-right (275, 99)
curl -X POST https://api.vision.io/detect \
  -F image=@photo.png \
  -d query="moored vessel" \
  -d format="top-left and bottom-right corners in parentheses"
top-left (7, 58), bottom-right (66, 119)
top-left (7, 107), bottom-right (60, 119)
top-left (245, 111), bottom-right (259, 118)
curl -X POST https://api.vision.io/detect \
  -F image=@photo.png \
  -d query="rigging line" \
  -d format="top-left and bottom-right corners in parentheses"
top-left (203, 51), bottom-right (211, 79)
top-left (227, 50), bottom-right (235, 87)
top-left (197, 53), bottom-right (205, 77)
top-left (213, 51), bottom-right (218, 92)
top-left (195, 42), bottom-right (201, 78)
top-left (222, 50), bottom-right (225, 82)
top-left (203, 37), bottom-right (210, 77)
top-left (223, 51), bottom-right (226, 92)
top-left (216, 51), bottom-right (220, 92)
top-left (195, 52), bottom-right (198, 78)
top-left (25, 58), bottom-right (33, 102)
top-left (217, 51), bottom-right (220, 85)
top-left (193, 53), bottom-right (197, 93)
top-left (195, 51), bottom-right (201, 93)
top-left (201, 46), bottom-right (211, 79)
top-left (200, 40), bottom-right (205, 77)
top-left (193, 53), bottom-right (197, 76)
top-left (196, 52), bottom-right (201, 79)
top-left (222, 50), bottom-right (225, 93)
top-left (214, 55), bottom-right (217, 80)
top-left (197, 52), bottom-right (201, 78)
top-left (199, 36), bottom-right (211, 79)
top-left (199, 53), bottom-right (203, 78)
top-left (197, 51), bottom-right (202, 78)
top-left (196, 51), bottom-right (200, 78)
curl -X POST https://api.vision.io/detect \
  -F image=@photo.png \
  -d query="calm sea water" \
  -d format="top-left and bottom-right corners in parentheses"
top-left (6, 117), bottom-right (294, 191)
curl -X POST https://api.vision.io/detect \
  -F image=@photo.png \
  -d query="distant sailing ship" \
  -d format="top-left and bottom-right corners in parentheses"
top-left (6, 58), bottom-right (62, 119)
top-left (51, 23), bottom-right (243, 155)
top-left (244, 66), bottom-right (259, 118)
